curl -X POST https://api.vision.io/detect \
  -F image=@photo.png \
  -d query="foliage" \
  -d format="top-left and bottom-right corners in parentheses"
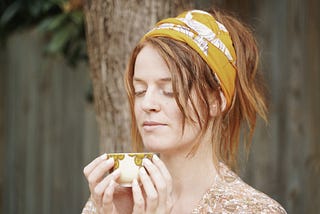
top-left (0, 0), bottom-right (87, 65)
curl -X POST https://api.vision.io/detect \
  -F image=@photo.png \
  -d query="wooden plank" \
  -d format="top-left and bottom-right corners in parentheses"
top-left (2, 28), bottom-right (99, 214)
top-left (305, 0), bottom-right (320, 212)
top-left (283, 1), bottom-right (308, 213)
top-left (0, 40), bottom-right (7, 214)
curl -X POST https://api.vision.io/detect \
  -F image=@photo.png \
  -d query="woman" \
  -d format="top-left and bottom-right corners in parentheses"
top-left (82, 9), bottom-right (287, 213)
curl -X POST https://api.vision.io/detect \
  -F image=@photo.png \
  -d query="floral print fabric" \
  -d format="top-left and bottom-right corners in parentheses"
top-left (192, 163), bottom-right (287, 214)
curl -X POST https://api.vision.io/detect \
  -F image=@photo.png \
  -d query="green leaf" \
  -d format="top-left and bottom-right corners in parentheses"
top-left (69, 11), bottom-right (84, 25)
top-left (37, 13), bottom-right (68, 32)
top-left (0, 1), bottom-right (21, 26)
top-left (29, 1), bottom-right (44, 17)
top-left (46, 23), bottom-right (77, 53)
top-left (41, 2), bottom-right (58, 13)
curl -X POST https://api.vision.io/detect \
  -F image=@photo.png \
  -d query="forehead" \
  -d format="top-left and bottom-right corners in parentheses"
top-left (133, 45), bottom-right (171, 80)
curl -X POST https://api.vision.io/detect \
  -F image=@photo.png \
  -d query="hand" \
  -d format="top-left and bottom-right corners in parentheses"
top-left (132, 155), bottom-right (174, 214)
top-left (83, 154), bottom-right (122, 214)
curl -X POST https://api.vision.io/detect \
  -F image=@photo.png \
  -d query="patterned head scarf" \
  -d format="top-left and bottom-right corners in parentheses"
top-left (144, 10), bottom-right (237, 110)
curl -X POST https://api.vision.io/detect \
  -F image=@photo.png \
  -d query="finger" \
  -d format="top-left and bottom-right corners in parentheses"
top-left (102, 180), bottom-right (117, 213)
top-left (87, 158), bottom-right (115, 188)
top-left (83, 153), bottom-right (107, 177)
top-left (94, 169), bottom-right (121, 199)
top-left (152, 155), bottom-right (174, 210)
top-left (132, 178), bottom-right (145, 214)
top-left (139, 166), bottom-right (158, 212)
top-left (152, 155), bottom-right (173, 195)
top-left (143, 158), bottom-right (167, 209)
top-left (88, 159), bottom-right (115, 207)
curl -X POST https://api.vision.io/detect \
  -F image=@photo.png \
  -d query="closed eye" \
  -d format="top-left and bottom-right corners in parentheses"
top-left (161, 90), bottom-right (175, 97)
top-left (134, 90), bottom-right (146, 97)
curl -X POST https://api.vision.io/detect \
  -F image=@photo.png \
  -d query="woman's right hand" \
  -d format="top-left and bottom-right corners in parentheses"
top-left (83, 154), bottom-right (122, 214)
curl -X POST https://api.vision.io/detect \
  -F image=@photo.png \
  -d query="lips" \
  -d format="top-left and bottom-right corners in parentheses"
top-left (143, 121), bottom-right (165, 126)
top-left (142, 121), bottom-right (167, 131)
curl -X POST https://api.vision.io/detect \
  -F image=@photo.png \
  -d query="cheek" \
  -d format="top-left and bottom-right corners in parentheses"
top-left (167, 103), bottom-right (184, 126)
top-left (134, 103), bottom-right (141, 120)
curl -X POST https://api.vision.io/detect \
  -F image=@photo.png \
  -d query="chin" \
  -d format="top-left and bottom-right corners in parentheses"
top-left (143, 141), bottom-right (171, 153)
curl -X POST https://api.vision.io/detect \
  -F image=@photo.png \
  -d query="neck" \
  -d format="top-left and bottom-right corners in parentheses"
top-left (160, 140), bottom-right (218, 203)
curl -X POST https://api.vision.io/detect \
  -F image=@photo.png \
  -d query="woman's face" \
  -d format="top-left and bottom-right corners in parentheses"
top-left (133, 44), bottom-right (200, 154)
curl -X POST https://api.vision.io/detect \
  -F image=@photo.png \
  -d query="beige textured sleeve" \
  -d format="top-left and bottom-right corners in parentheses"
top-left (81, 197), bottom-right (97, 214)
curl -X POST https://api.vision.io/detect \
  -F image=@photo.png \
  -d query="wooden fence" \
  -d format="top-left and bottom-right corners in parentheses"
top-left (0, 28), bottom-right (99, 214)
top-left (230, 1), bottom-right (320, 213)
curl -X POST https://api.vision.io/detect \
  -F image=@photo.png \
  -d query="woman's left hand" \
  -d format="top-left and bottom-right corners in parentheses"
top-left (131, 155), bottom-right (174, 214)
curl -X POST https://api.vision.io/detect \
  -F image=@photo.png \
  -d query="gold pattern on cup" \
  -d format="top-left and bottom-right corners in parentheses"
top-left (107, 154), bottom-right (125, 169)
top-left (128, 153), bottom-right (153, 166)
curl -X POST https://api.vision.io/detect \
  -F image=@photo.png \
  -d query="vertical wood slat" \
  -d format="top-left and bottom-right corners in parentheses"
top-left (284, 1), bottom-right (307, 213)
top-left (2, 28), bottom-right (99, 214)
top-left (242, 0), bottom-right (284, 202)
top-left (306, 0), bottom-right (320, 212)
top-left (0, 39), bottom-right (7, 213)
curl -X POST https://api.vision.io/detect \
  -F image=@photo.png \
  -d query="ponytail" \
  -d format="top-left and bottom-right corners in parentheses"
top-left (211, 9), bottom-right (268, 169)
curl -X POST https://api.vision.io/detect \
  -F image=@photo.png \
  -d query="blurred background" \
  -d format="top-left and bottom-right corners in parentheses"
top-left (0, 0), bottom-right (319, 213)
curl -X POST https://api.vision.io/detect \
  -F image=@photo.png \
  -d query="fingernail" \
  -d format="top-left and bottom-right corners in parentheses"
top-left (142, 158), bottom-right (151, 166)
top-left (153, 154), bottom-right (160, 162)
top-left (140, 167), bottom-right (147, 175)
top-left (106, 158), bottom-right (114, 164)
top-left (100, 153), bottom-right (107, 160)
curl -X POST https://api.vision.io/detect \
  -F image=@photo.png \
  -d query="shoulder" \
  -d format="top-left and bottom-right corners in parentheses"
top-left (194, 163), bottom-right (287, 214)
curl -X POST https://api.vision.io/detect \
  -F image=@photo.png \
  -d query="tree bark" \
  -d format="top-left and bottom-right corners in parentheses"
top-left (83, 0), bottom-right (194, 152)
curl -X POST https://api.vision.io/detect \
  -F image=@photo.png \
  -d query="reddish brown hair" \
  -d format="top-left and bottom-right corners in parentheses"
top-left (124, 9), bottom-right (267, 170)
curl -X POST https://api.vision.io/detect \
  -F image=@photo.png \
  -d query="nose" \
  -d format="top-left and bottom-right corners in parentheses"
top-left (141, 89), bottom-right (160, 112)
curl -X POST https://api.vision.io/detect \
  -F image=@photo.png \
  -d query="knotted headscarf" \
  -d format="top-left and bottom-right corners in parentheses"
top-left (144, 10), bottom-right (237, 110)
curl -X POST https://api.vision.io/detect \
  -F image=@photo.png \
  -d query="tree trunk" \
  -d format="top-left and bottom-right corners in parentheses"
top-left (83, 0), bottom-right (194, 152)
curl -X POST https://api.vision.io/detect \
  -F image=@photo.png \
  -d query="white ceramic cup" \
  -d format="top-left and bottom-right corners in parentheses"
top-left (107, 153), bottom-right (154, 187)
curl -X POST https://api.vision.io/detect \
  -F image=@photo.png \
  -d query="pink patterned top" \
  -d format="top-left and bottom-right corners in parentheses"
top-left (82, 163), bottom-right (287, 214)
top-left (192, 163), bottom-right (287, 213)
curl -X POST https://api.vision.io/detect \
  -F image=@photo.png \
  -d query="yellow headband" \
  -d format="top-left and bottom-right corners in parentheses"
top-left (144, 10), bottom-right (237, 110)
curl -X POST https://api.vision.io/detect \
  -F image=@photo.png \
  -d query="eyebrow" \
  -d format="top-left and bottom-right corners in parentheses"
top-left (133, 77), bottom-right (172, 83)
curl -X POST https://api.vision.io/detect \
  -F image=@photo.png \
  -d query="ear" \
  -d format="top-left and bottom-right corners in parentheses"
top-left (209, 98), bottom-right (219, 117)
